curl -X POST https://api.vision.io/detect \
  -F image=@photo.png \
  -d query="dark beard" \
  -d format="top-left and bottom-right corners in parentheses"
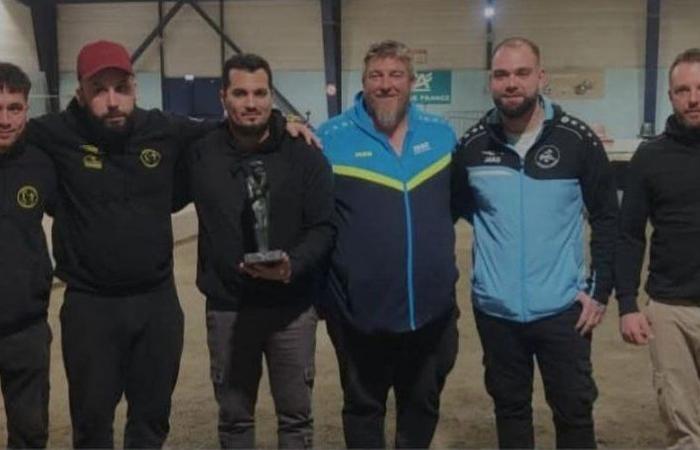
top-left (677, 113), bottom-right (700, 133)
top-left (84, 109), bottom-right (134, 146)
top-left (494, 94), bottom-right (538, 119)
top-left (229, 121), bottom-right (269, 139)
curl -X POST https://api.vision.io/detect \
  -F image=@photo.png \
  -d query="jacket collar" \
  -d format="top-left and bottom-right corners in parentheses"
top-left (664, 114), bottom-right (700, 147)
top-left (481, 96), bottom-right (561, 144)
top-left (0, 135), bottom-right (27, 163)
top-left (223, 109), bottom-right (287, 156)
top-left (65, 97), bottom-right (149, 149)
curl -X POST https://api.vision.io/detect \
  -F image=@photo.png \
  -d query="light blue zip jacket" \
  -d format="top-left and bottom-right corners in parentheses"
top-left (451, 98), bottom-right (617, 322)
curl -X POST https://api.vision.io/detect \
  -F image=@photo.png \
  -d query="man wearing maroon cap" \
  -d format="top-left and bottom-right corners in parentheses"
top-left (27, 39), bottom-right (315, 448)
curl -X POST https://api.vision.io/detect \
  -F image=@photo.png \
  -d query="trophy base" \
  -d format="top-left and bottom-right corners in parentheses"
top-left (244, 249), bottom-right (285, 265)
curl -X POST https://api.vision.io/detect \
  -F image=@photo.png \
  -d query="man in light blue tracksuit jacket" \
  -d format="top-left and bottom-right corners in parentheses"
top-left (318, 40), bottom-right (459, 449)
top-left (451, 37), bottom-right (618, 449)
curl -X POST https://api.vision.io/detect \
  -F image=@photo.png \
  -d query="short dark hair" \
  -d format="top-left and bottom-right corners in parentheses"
top-left (222, 53), bottom-right (273, 90)
top-left (0, 62), bottom-right (31, 99)
top-left (492, 37), bottom-right (541, 66)
top-left (669, 48), bottom-right (700, 84)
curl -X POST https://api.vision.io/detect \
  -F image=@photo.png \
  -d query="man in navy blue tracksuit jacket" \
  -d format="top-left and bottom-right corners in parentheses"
top-left (318, 40), bottom-right (459, 449)
top-left (451, 37), bottom-right (617, 449)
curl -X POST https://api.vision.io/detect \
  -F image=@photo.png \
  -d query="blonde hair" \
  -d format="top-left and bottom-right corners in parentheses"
top-left (363, 40), bottom-right (415, 80)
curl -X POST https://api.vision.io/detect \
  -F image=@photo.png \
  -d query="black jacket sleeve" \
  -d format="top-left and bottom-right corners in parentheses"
top-left (167, 115), bottom-right (220, 212)
top-left (614, 145), bottom-right (651, 315)
top-left (287, 143), bottom-right (336, 281)
top-left (25, 117), bottom-right (56, 151)
top-left (580, 135), bottom-right (619, 304)
top-left (172, 146), bottom-right (193, 213)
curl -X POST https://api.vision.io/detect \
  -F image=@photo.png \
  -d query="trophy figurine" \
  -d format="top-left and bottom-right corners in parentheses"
top-left (243, 160), bottom-right (284, 264)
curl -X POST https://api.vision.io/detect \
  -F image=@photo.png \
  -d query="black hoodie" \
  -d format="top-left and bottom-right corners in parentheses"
top-left (0, 138), bottom-right (55, 335)
top-left (189, 111), bottom-right (335, 310)
top-left (616, 115), bottom-right (700, 314)
top-left (27, 99), bottom-right (214, 295)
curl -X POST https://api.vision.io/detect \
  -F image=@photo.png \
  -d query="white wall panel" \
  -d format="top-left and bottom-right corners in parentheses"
top-left (162, 0), bottom-right (325, 75)
top-left (221, 0), bottom-right (323, 71)
top-left (162, 0), bottom-right (325, 76)
top-left (58, 1), bottom-right (322, 77)
top-left (659, 0), bottom-right (700, 67)
top-left (494, 0), bottom-right (646, 69)
top-left (58, 2), bottom-right (161, 73)
top-left (162, 2), bottom-right (221, 76)
top-left (342, 0), bottom-right (486, 70)
top-left (0, 0), bottom-right (39, 72)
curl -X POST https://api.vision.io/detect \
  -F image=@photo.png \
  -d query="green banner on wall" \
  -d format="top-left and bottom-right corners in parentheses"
top-left (411, 70), bottom-right (452, 104)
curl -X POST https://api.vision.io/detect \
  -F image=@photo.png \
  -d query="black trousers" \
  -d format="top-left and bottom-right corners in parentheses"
top-left (60, 282), bottom-right (184, 449)
top-left (327, 309), bottom-right (458, 449)
top-left (474, 303), bottom-right (598, 449)
top-left (0, 321), bottom-right (51, 449)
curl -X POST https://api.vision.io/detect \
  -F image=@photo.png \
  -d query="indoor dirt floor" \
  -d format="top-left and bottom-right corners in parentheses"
top-left (0, 223), bottom-right (667, 448)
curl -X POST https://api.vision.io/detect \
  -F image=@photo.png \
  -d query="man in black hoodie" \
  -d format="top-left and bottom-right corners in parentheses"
top-left (27, 40), bottom-right (205, 449)
top-left (188, 53), bottom-right (334, 449)
top-left (616, 48), bottom-right (700, 448)
top-left (0, 62), bottom-right (56, 448)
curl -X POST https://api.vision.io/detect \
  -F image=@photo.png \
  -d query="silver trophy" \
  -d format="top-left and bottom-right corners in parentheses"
top-left (243, 160), bottom-right (284, 265)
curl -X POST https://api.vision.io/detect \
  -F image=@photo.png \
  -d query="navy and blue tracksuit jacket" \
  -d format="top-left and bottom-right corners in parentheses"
top-left (319, 93), bottom-right (458, 334)
top-left (452, 98), bottom-right (617, 322)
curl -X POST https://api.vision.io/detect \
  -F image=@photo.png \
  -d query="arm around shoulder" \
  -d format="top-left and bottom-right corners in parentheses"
top-left (287, 144), bottom-right (335, 281)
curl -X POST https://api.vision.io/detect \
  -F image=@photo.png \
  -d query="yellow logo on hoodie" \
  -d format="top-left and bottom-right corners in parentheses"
top-left (140, 148), bottom-right (162, 168)
top-left (80, 144), bottom-right (103, 170)
top-left (17, 185), bottom-right (39, 209)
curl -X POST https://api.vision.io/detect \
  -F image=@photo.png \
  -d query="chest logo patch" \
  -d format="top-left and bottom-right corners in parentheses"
top-left (140, 148), bottom-right (162, 168)
top-left (83, 154), bottom-right (103, 170)
top-left (17, 185), bottom-right (39, 209)
top-left (483, 150), bottom-right (502, 164)
top-left (534, 145), bottom-right (560, 169)
top-left (80, 144), bottom-right (102, 170)
top-left (413, 141), bottom-right (432, 155)
top-left (354, 150), bottom-right (373, 158)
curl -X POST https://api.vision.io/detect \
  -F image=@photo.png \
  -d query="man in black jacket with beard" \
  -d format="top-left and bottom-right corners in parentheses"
top-left (0, 62), bottom-right (56, 449)
top-left (188, 53), bottom-right (334, 449)
top-left (27, 40), bottom-right (205, 449)
top-left (616, 47), bottom-right (700, 449)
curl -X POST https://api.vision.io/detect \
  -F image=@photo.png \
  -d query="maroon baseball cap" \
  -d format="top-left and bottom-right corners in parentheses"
top-left (77, 40), bottom-right (134, 80)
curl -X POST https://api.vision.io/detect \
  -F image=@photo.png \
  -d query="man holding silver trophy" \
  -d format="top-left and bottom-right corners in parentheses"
top-left (188, 53), bottom-right (334, 449)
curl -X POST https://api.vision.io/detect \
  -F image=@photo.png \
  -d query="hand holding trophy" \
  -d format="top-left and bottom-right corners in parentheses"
top-left (240, 160), bottom-right (291, 283)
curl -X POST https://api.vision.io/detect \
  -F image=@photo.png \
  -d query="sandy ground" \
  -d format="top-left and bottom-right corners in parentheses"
top-left (0, 223), bottom-right (666, 448)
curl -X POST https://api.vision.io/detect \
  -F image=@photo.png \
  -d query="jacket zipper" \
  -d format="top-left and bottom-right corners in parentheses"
top-left (518, 162), bottom-right (527, 321)
top-left (390, 134), bottom-right (416, 331)
top-left (487, 128), bottom-right (547, 322)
